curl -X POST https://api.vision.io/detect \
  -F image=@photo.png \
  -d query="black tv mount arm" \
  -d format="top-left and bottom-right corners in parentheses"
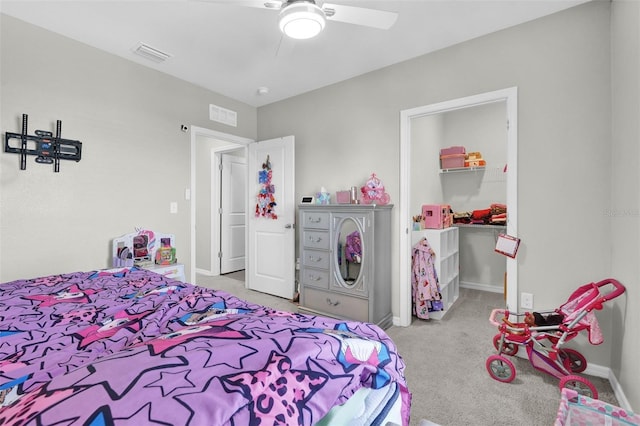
top-left (4, 113), bottom-right (82, 172)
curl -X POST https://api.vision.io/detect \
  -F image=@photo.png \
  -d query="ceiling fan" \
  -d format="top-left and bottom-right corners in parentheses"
top-left (219, 0), bottom-right (398, 40)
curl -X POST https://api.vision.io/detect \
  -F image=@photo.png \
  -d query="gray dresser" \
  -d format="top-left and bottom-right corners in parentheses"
top-left (297, 204), bottom-right (393, 329)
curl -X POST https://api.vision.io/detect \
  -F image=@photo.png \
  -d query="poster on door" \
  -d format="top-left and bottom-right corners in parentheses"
top-left (255, 154), bottom-right (278, 219)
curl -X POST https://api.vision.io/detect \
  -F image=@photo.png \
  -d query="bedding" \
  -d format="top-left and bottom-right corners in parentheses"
top-left (0, 267), bottom-right (411, 425)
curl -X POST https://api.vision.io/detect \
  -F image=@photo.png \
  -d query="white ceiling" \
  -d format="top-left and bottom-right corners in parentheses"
top-left (1, 0), bottom-right (588, 107)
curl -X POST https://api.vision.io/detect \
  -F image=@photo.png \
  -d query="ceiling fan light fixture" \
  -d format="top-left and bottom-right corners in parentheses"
top-left (279, 2), bottom-right (326, 40)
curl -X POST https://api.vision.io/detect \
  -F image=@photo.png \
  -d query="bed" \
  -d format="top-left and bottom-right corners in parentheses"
top-left (0, 267), bottom-right (411, 425)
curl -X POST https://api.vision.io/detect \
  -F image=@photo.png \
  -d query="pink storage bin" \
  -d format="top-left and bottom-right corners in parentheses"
top-left (440, 146), bottom-right (466, 156)
top-left (422, 204), bottom-right (452, 229)
top-left (335, 191), bottom-right (351, 204)
top-left (440, 154), bottom-right (465, 169)
top-left (422, 205), bottom-right (443, 229)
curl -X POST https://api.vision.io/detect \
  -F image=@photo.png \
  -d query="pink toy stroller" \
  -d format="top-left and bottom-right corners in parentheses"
top-left (487, 278), bottom-right (626, 398)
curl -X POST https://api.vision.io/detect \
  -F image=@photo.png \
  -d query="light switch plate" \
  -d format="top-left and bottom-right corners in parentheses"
top-left (521, 292), bottom-right (533, 310)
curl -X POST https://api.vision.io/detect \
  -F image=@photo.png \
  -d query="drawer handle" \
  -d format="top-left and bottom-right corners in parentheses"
top-left (308, 255), bottom-right (323, 262)
top-left (310, 275), bottom-right (322, 281)
top-left (326, 298), bottom-right (340, 307)
top-left (309, 217), bottom-right (322, 223)
top-left (308, 236), bottom-right (322, 243)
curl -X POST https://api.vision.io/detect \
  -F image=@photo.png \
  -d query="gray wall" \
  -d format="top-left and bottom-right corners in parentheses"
top-left (259, 0), bottom-right (612, 314)
top-left (611, 0), bottom-right (640, 411)
top-left (0, 14), bottom-right (257, 282)
top-left (259, 0), bottom-right (630, 398)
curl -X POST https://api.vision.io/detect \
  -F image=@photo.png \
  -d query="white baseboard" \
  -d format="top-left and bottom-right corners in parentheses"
top-left (584, 362), bottom-right (609, 379)
top-left (195, 268), bottom-right (216, 277)
top-left (585, 364), bottom-right (633, 412)
top-left (460, 281), bottom-right (503, 293)
top-left (607, 369), bottom-right (633, 412)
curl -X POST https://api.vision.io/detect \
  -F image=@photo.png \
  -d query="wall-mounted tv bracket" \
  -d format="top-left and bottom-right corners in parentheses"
top-left (4, 113), bottom-right (82, 172)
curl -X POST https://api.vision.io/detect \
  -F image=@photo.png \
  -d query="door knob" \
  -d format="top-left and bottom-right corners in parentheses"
top-left (284, 223), bottom-right (294, 229)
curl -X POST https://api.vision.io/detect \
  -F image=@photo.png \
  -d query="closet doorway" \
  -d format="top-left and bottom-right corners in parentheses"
top-left (191, 126), bottom-right (252, 282)
top-left (218, 150), bottom-right (247, 274)
top-left (398, 88), bottom-right (518, 327)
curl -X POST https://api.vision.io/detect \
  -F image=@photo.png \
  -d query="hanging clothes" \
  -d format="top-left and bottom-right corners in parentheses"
top-left (412, 237), bottom-right (442, 319)
top-left (345, 231), bottom-right (362, 264)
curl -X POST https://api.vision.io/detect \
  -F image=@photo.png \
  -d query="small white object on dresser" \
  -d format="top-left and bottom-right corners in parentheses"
top-left (298, 204), bottom-right (393, 329)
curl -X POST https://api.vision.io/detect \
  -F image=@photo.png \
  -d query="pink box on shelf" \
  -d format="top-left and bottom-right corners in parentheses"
top-left (335, 191), bottom-right (351, 204)
top-left (422, 204), bottom-right (452, 229)
top-left (440, 146), bottom-right (466, 156)
top-left (440, 154), bottom-right (465, 169)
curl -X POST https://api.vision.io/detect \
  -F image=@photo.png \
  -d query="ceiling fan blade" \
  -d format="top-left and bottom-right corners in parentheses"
top-left (198, 1), bottom-right (283, 10)
top-left (322, 3), bottom-right (397, 30)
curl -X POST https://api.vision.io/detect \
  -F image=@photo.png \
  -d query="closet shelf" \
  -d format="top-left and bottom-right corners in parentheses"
top-left (439, 166), bottom-right (485, 174)
top-left (454, 224), bottom-right (506, 230)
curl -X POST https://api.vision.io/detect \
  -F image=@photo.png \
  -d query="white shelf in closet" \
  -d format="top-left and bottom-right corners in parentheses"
top-left (412, 227), bottom-right (459, 320)
top-left (454, 224), bottom-right (506, 230)
top-left (439, 166), bottom-right (486, 174)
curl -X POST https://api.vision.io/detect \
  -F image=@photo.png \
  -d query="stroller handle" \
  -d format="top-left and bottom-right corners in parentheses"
top-left (489, 308), bottom-right (509, 327)
top-left (593, 278), bottom-right (626, 301)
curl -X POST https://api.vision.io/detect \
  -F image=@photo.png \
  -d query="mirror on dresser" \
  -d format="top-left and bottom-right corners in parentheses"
top-left (335, 217), bottom-right (363, 287)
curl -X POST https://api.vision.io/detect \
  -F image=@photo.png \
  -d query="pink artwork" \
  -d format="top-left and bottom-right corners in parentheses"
top-left (256, 155), bottom-right (278, 219)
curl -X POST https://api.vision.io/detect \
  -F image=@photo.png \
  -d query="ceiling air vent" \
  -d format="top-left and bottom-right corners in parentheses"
top-left (209, 104), bottom-right (237, 127)
top-left (132, 42), bottom-right (172, 63)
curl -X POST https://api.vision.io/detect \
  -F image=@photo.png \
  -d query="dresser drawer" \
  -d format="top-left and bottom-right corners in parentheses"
top-left (303, 287), bottom-right (368, 322)
top-left (301, 248), bottom-right (330, 270)
top-left (301, 211), bottom-right (330, 229)
top-left (302, 230), bottom-right (329, 250)
top-left (300, 267), bottom-right (329, 289)
top-left (143, 263), bottom-right (185, 282)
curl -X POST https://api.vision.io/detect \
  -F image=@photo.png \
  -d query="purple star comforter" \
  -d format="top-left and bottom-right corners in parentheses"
top-left (0, 267), bottom-right (411, 425)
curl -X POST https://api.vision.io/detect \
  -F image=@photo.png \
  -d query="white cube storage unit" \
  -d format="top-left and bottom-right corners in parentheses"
top-left (412, 227), bottom-right (459, 319)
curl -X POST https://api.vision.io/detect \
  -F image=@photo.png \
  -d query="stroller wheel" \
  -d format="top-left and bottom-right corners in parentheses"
top-left (559, 348), bottom-right (587, 373)
top-left (493, 334), bottom-right (518, 356)
top-left (486, 355), bottom-right (516, 383)
top-left (559, 375), bottom-right (598, 399)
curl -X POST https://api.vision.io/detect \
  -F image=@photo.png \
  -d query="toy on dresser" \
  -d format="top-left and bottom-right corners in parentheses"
top-left (360, 173), bottom-right (390, 205)
top-left (112, 229), bottom-right (177, 267)
top-left (155, 237), bottom-right (177, 265)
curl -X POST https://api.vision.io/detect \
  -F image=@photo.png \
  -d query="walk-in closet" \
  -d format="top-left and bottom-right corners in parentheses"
top-left (399, 88), bottom-right (518, 324)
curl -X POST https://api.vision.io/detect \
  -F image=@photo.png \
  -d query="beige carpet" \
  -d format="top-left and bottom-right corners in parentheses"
top-left (195, 273), bottom-right (618, 426)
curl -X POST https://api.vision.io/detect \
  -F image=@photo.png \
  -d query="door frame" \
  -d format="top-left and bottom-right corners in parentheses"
top-left (190, 126), bottom-right (252, 284)
top-left (398, 87), bottom-right (518, 327)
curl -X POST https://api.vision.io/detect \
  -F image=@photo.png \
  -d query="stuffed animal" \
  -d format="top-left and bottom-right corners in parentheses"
top-left (525, 311), bottom-right (564, 327)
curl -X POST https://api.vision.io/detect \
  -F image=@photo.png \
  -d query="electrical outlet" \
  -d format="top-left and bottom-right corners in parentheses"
top-left (521, 292), bottom-right (534, 310)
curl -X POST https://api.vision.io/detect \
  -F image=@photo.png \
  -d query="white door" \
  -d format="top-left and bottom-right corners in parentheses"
top-left (220, 153), bottom-right (247, 274)
top-left (247, 136), bottom-right (295, 299)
